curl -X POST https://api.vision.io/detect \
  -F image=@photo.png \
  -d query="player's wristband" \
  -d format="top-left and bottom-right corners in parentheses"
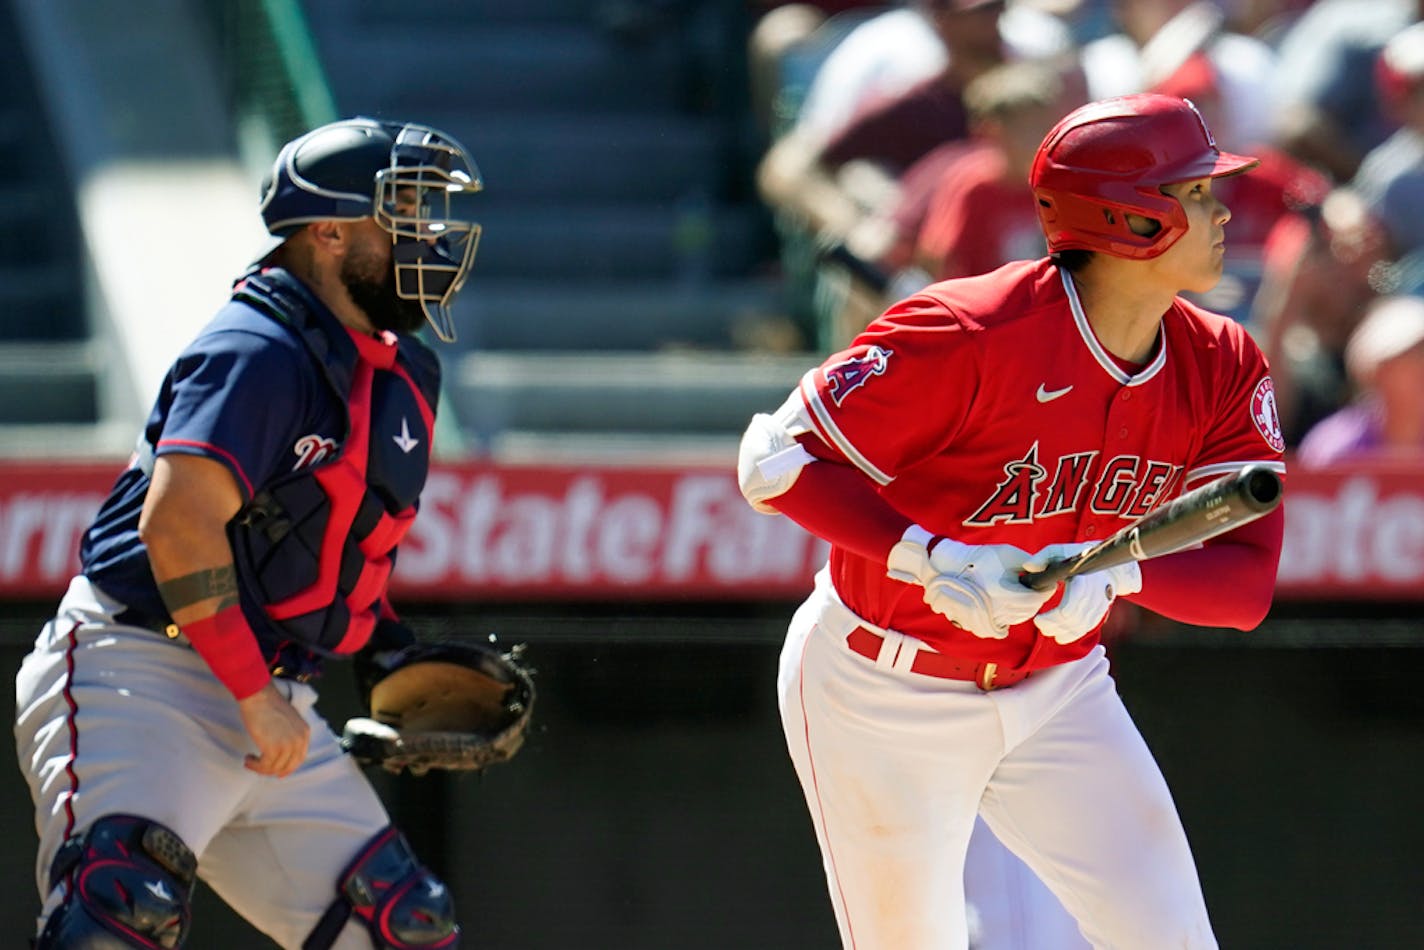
top-left (181, 604), bottom-right (271, 700)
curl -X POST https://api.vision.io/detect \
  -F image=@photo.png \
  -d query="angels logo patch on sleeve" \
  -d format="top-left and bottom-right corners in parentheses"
top-left (824, 346), bottom-right (893, 406)
top-left (1250, 376), bottom-right (1285, 453)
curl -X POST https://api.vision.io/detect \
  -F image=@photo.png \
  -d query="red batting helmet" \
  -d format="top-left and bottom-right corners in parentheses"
top-left (1029, 94), bottom-right (1258, 260)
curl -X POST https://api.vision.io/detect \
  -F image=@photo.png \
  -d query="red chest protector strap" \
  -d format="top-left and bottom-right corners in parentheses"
top-left (259, 332), bottom-right (433, 654)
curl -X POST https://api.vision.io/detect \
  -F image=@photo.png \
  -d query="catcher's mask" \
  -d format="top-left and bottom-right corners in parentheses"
top-left (1029, 94), bottom-right (1258, 261)
top-left (258, 117), bottom-right (483, 342)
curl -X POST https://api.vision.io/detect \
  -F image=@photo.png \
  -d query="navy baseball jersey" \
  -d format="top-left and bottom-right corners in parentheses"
top-left (80, 268), bottom-right (440, 667)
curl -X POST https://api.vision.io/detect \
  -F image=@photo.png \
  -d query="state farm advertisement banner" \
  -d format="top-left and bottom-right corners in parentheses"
top-left (381, 464), bottom-right (829, 598)
top-left (1275, 463), bottom-right (1424, 598)
top-left (0, 459), bottom-right (1419, 600)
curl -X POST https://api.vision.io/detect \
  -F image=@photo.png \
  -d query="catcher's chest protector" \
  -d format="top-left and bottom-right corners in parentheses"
top-left (228, 271), bottom-right (439, 656)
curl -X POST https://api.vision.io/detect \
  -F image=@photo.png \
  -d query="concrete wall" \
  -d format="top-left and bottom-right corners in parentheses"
top-left (10, 0), bottom-right (269, 437)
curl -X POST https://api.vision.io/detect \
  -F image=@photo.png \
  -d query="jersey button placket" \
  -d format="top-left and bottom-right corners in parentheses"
top-left (1110, 386), bottom-right (1133, 440)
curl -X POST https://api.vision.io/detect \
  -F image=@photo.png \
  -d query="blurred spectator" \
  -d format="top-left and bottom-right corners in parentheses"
top-left (747, 3), bottom-right (838, 140)
top-left (794, 4), bottom-right (957, 140)
top-left (766, 1), bottom-right (1004, 207)
top-left (910, 58), bottom-right (1072, 280)
top-left (758, 1), bottom-right (1075, 241)
top-left (1297, 294), bottom-right (1424, 464)
top-left (865, 138), bottom-right (981, 275)
top-left (1079, 0), bottom-right (1277, 154)
top-left (1037, 0), bottom-right (1118, 45)
top-left (1354, 21), bottom-right (1424, 260)
top-left (811, 58), bottom-right (1077, 346)
top-left (1217, 0), bottom-right (1313, 46)
top-left (795, 0), bottom-right (1071, 139)
top-left (1269, 0), bottom-right (1417, 183)
top-left (1149, 51), bottom-right (1329, 322)
top-left (757, 1), bottom-right (1073, 347)
top-left (746, 2), bottom-right (887, 141)
top-left (1250, 187), bottom-right (1394, 445)
top-left (750, 0), bottom-right (884, 15)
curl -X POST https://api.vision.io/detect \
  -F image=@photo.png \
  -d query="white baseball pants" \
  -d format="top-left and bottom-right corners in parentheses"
top-left (778, 569), bottom-right (1216, 950)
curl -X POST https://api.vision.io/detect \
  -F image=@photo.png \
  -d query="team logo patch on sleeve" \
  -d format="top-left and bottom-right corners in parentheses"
top-left (1250, 377), bottom-right (1285, 453)
top-left (824, 346), bottom-right (892, 406)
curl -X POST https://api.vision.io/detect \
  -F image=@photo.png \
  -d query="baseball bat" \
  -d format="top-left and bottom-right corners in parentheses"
top-left (1019, 463), bottom-right (1283, 591)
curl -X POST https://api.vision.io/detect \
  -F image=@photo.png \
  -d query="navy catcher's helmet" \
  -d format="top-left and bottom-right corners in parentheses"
top-left (258, 117), bottom-right (482, 342)
top-left (1029, 94), bottom-right (1258, 260)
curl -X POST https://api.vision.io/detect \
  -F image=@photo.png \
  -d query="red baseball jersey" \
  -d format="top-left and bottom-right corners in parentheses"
top-left (797, 258), bottom-right (1287, 670)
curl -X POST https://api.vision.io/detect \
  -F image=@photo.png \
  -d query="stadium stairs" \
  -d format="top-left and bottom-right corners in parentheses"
top-left (5, 0), bottom-right (273, 461)
top-left (0, 1), bottom-right (105, 457)
top-left (300, 0), bottom-right (809, 459)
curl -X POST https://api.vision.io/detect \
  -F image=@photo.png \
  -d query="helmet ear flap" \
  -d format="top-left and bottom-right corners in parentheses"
top-left (1032, 177), bottom-right (1186, 260)
top-left (1029, 94), bottom-right (1257, 260)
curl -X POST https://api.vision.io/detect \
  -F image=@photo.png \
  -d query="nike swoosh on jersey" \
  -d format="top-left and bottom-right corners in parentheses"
top-left (1036, 383), bottom-right (1073, 403)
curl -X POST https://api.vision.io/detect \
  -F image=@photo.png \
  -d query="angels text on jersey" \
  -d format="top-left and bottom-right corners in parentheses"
top-left (967, 442), bottom-right (1182, 526)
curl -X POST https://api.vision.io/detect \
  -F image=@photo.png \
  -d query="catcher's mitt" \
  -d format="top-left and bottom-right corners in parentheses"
top-left (342, 639), bottom-right (535, 776)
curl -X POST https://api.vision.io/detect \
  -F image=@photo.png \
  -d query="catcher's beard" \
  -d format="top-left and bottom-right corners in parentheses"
top-left (342, 242), bottom-right (426, 336)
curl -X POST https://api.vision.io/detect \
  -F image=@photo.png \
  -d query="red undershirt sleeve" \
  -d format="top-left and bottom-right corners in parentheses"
top-left (763, 440), bottom-right (914, 565)
top-left (1126, 504), bottom-right (1285, 631)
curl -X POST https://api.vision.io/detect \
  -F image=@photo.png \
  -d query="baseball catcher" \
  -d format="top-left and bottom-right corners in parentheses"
top-left (14, 116), bottom-right (527, 947)
top-left (345, 621), bottom-right (535, 776)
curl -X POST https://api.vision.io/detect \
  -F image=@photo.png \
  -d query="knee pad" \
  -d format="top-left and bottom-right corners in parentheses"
top-left (36, 814), bottom-right (196, 949)
top-left (303, 827), bottom-right (458, 950)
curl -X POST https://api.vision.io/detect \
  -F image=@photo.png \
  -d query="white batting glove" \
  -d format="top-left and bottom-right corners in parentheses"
top-left (1021, 542), bottom-right (1144, 645)
top-left (887, 526), bottom-right (1055, 639)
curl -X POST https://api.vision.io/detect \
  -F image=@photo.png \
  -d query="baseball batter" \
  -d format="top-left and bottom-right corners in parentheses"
top-left (737, 94), bottom-right (1287, 949)
top-left (14, 118), bottom-right (483, 948)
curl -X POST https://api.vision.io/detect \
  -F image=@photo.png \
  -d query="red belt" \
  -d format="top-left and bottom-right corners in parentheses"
top-left (845, 626), bottom-right (1030, 691)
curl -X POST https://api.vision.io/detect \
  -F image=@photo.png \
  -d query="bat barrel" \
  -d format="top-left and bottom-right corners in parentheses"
top-left (1019, 463), bottom-right (1284, 592)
